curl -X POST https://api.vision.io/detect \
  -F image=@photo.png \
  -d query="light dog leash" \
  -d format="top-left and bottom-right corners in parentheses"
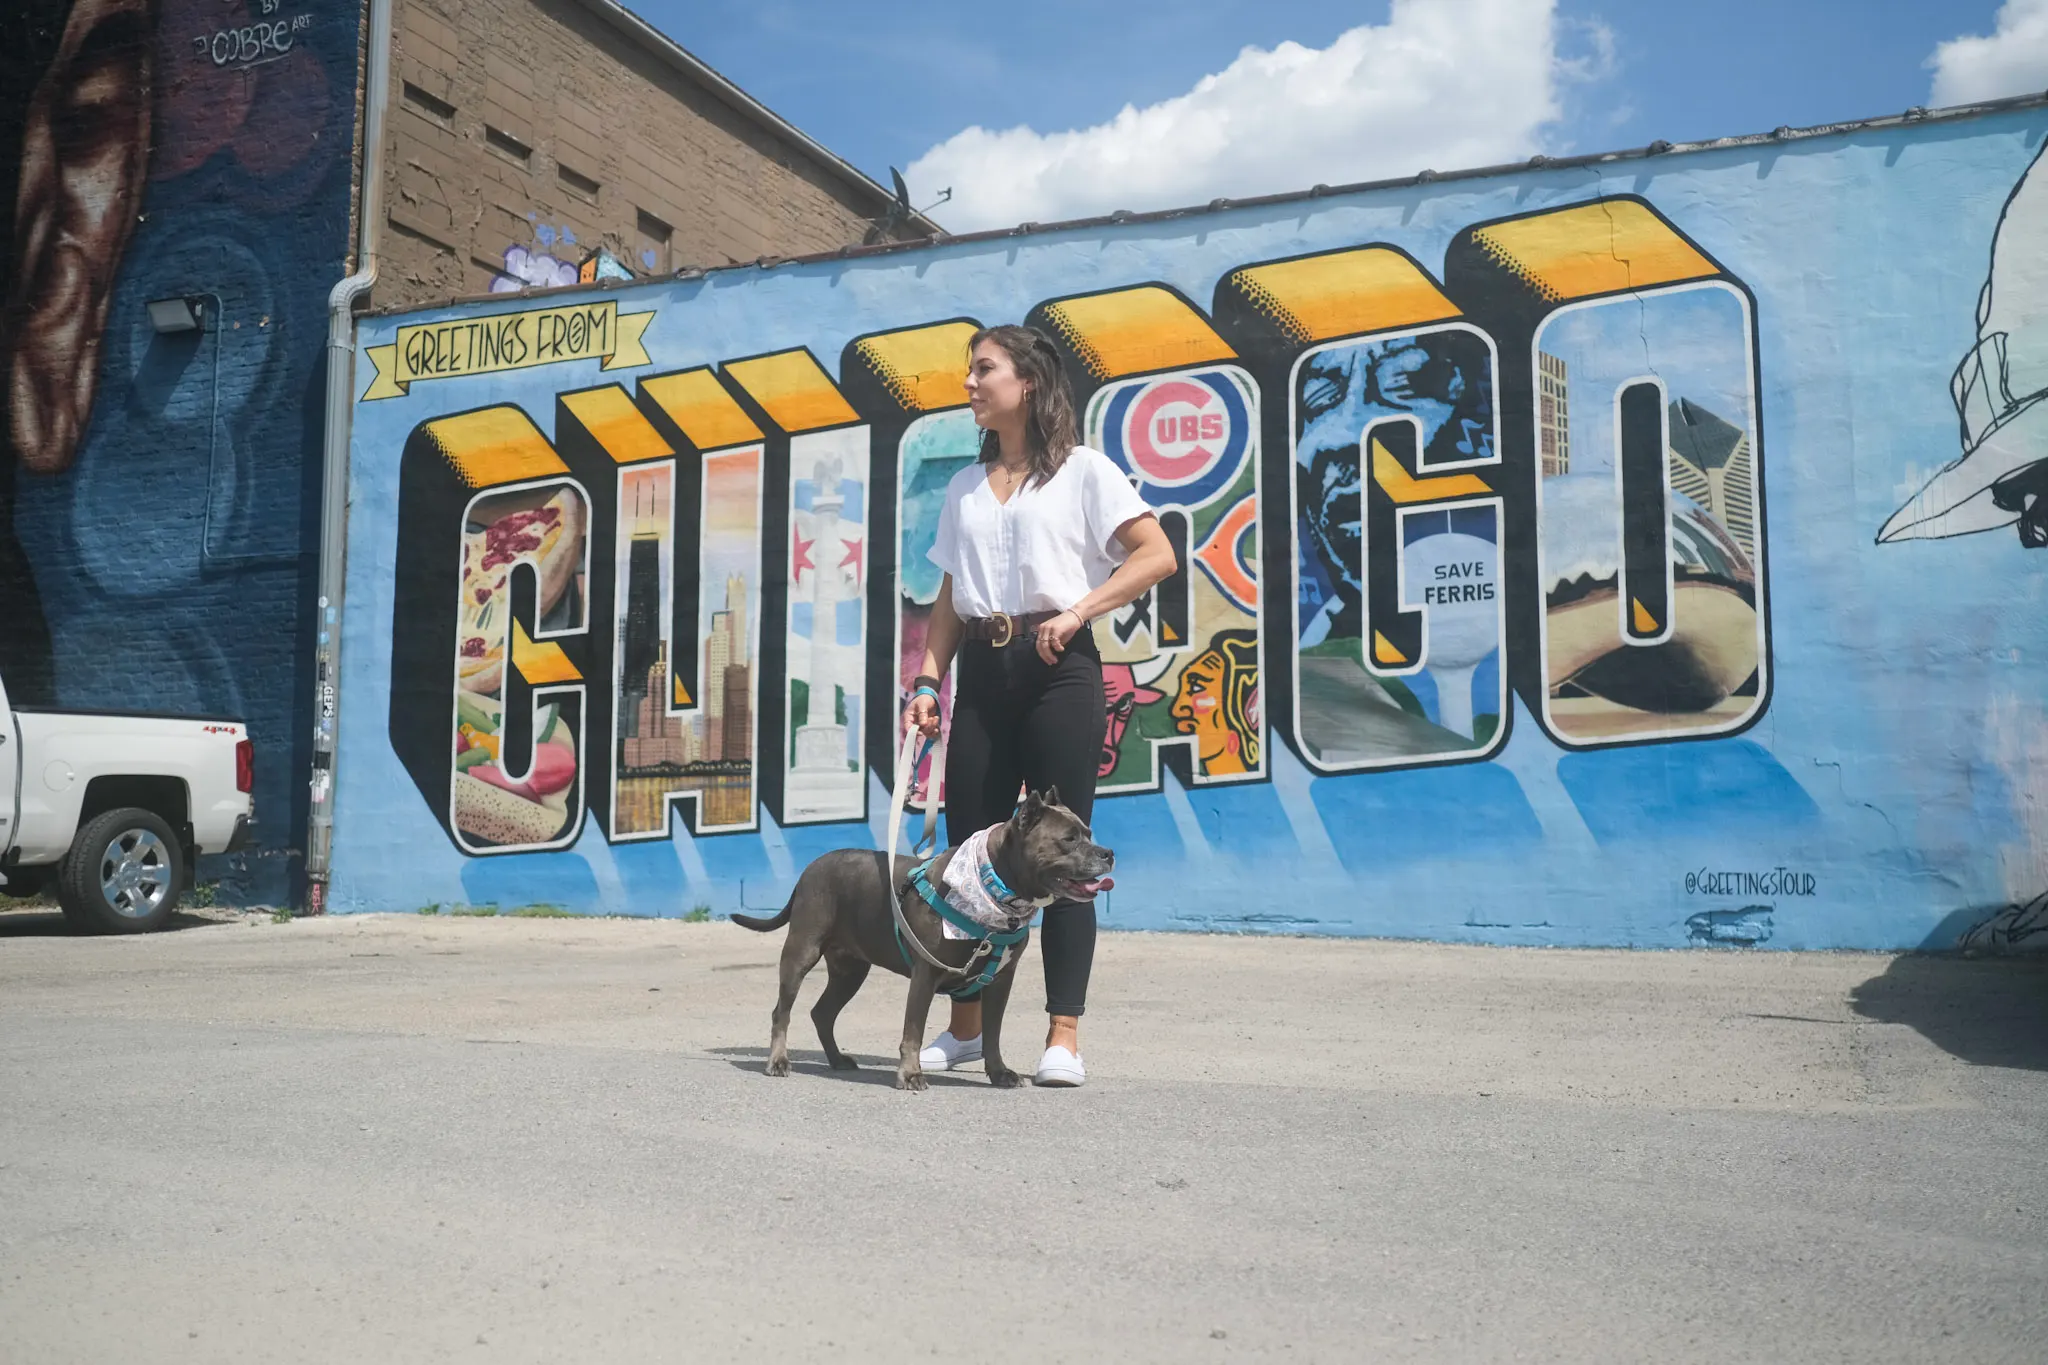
top-left (883, 719), bottom-right (994, 983)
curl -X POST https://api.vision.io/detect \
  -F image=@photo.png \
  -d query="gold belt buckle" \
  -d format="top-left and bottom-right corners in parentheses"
top-left (988, 612), bottom-right (1014, 647)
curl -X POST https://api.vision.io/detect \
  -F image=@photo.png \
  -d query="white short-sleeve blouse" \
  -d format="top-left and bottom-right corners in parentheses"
top-left (927, 446), bottom-right (1154, 619)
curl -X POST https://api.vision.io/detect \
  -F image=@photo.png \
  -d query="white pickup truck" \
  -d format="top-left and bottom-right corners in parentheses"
top-left (0, 669), bottom-right (255, 933)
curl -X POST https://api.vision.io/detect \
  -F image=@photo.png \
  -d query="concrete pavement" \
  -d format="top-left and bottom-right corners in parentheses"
top-left (2, 907), bottom-right (2044, 1363)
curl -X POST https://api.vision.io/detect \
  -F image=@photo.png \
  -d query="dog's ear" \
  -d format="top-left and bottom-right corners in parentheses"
top-left (1015, 789), bottom-right (1043, 824)
top-left (1042, 784), bottom-right (1061, 811)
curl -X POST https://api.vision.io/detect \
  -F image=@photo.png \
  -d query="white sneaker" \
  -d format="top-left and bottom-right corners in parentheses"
top-left (918, 1031), bottom-right (983, 1071)
top-left (1034, 1045), bottom-right (1086, 1087)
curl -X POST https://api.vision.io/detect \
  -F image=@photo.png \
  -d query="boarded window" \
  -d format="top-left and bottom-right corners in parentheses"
top-left (402, 82), bottom-right (454, 126)
top-left (485, 126), bottom-right (532, 166)
top-left (558, 163), bottom-right (601, 202)
top-left (637, 209), bottom-right (673, 274)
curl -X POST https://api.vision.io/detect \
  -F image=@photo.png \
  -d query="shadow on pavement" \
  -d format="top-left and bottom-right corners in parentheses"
top-left (0, 906), bottom-right (225, 939)
top-left (710, 1045), bottom-right (992, 1089)
top-left (1850, 953), bottom-right (2048, 1072)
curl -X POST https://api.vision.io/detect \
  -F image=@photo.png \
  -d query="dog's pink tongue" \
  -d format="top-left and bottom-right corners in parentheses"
top-left (1083, 876), bottom-right (1114, 894)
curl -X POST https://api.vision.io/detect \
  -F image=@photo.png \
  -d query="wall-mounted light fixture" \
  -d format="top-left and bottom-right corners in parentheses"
top-left (145, 296), bottom-right (207, 333)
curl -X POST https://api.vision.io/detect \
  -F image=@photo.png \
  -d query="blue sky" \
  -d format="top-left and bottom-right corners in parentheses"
top-left (639, 0), bottom-right (2044, 232)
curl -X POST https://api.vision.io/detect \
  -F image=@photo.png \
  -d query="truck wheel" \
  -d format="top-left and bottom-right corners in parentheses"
top-left (58, 807), bottom-right (185, 934)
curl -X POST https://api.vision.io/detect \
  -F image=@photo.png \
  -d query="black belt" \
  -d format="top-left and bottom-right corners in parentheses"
top-left (959, 611), bottom-right (1060, 646)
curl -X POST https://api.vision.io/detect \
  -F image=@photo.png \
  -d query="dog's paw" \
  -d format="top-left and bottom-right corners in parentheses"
top-left (988, 1067), bottom-right (1021, 1089)
top-left (765, 1054), bottom-right (791, 1077)
top-left (829, 1054), bottom-right (859, 1071)
top-left (895, 1069), bottom-right (929, 1092)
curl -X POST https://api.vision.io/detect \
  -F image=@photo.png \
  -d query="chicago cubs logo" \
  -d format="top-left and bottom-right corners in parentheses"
top-left (1102, 370), bottom-right (1252, 508)
top-left (1126, 379), bottom-right (1230, 485)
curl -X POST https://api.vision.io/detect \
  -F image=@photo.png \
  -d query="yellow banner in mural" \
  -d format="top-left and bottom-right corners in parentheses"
top-left (362, 300), bottom-right (654, 400)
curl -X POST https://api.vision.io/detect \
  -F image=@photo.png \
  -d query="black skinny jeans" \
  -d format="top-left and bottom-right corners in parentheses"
top-left (945, 629), bottom-right (1106, 1018)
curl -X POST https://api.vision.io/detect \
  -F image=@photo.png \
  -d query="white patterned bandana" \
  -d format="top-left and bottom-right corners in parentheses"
top-left (935, 827), bottom-right (1052, 940)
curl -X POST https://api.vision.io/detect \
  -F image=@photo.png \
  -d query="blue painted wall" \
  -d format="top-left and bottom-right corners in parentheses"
top-left (0, 0), bottom-right (364, 903)
top-left (333, 107), bottom-right (2048, 950)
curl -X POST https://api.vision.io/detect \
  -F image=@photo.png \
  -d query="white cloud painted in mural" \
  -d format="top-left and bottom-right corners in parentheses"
top-left (905, 0), bottom-right (1608, 234)
top-left (1928, 0), bottom-right (2048, 106)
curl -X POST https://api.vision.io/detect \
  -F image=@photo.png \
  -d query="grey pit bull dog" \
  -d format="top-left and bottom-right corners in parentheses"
top-left (731, 787), bottom-right (1114, 1090)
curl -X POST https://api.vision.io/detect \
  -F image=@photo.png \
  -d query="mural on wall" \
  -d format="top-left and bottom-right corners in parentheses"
top-left (1876, 143), bottom-right (2048, 948)
top-left (495, 242), bottom-right (581, 293)
top-left (338, 110), bottom-right (2048, 949)
top-left (1216, 248), bottom-right (1508, 772)
top-left (608, 368), bottom-right (764, 839)
top-left (388, 405), bottom-right (593, 855)
top-left (1522, 279), bottom-right (1763, 747)
top-left (886, 403), bottom-right (975, 798)
top-left (487, 223), bottom-right (639, 294)
top-left (1439, 202), bottom-right (1768, 752)
top-left (1880, 144), bottom-right (2047, 548)
top-left (366, 196), bottom-right (1776, 865)
top-left (0, 0), bottom-right (362, 901)
top-left (838, 319), bottom-right (981, 806)
top-left (1032, 285), bottom-right (1266, 791)
top-left (721, 350), bottom-right (872, 826)
top-left (1958, 888), bottom-right (2048, 952)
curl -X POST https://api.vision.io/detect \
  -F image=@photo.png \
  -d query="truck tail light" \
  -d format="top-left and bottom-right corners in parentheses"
top-left (235, 738), bottom-right (254, 794)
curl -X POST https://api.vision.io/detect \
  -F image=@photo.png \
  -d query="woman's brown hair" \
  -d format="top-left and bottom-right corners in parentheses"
top-left (969, 324), bottom-right (1080, 486)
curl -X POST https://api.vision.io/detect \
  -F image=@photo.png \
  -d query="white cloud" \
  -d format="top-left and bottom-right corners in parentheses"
top-left (907, 0), bottom-right (1597, 234)
top-left (1928, 0), bottom-right (2048, 107)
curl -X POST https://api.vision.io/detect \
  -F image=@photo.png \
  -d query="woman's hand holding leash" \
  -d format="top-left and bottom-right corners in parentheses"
top-left (904, 674), bottom-right (943, 740)
top-left (1035, 608), bottom-right (1084, 665)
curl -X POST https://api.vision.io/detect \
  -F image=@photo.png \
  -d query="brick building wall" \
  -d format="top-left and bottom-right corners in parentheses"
top-left (380, 0), bottom-right (912, 306)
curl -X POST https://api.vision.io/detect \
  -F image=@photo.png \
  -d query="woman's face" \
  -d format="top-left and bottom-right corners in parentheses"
top-left (965, 339), bottom-right (1029, 432)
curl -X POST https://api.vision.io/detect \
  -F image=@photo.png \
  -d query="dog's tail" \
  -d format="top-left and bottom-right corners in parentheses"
top-left (728, 905), bottom-right (791, 933)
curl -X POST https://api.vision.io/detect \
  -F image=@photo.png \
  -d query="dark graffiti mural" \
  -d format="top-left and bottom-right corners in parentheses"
top-left (0, 0), bottom-right (362, 901)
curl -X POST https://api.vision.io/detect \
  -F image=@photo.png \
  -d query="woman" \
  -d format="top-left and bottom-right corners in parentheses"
top-left (903, 325), bottom-right (1176, 1087)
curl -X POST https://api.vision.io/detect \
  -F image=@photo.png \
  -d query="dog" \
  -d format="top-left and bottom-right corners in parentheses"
top-left (730, 787), bottom-right (1115, 1090)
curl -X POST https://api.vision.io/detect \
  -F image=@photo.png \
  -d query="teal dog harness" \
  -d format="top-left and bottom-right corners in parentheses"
top-left (898, 855), bottom-right (1032, 999)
